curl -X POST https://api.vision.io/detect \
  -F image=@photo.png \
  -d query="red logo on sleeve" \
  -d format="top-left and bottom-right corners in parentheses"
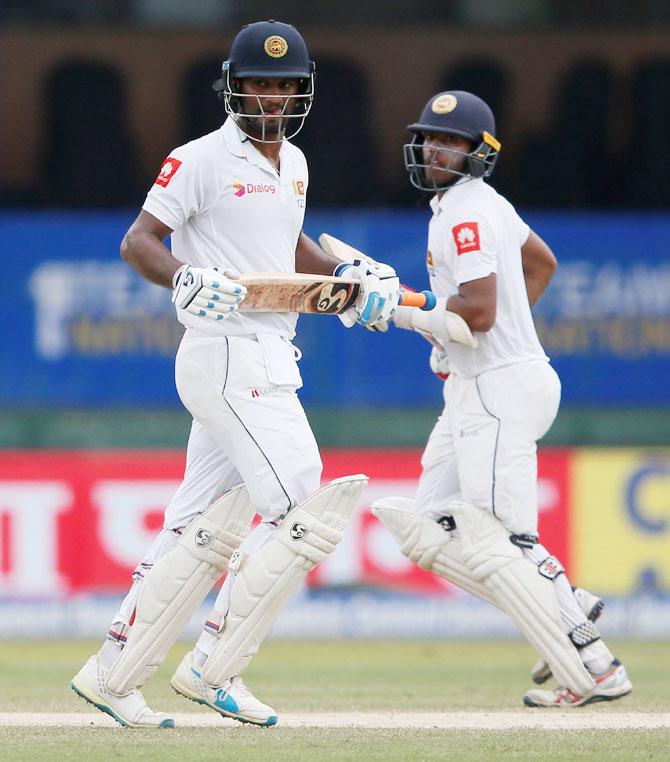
top-left (155, 157), bottom-right (182, 187)
top-left (452, 222), bottom-right (481, 255)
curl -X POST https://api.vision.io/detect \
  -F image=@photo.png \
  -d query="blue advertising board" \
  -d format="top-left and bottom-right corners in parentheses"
top-left (1, 209), bottom-right (668, 408)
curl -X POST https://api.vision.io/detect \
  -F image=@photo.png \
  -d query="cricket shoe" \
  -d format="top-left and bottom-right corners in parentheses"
top-left (170, 650), bottom-right (277, 726)
top-left (71, 655), bottom-right (174, 728)
top-left (531, 587), bottom-right (605, 685)
top-left (523, 659), bottom-right (632, 708)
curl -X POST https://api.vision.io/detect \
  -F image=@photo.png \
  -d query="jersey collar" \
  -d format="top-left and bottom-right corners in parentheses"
top-left (221, 117), bottom-right (286, 175)
top-left (430, 176), bottom-right (483, 214)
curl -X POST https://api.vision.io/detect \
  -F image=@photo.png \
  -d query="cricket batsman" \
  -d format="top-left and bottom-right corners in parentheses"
top-left (373, 90), bottom-right (633, 707)
top-left (71, 20), bottom-right (400, 727)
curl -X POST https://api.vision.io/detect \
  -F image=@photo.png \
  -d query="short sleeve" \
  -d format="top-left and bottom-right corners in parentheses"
top-left (516, 214), bottom-right (530, 247)
top-left (449, 216), bottom-right (498, 285)
top-left (142, 146), bottom-right (219, 230)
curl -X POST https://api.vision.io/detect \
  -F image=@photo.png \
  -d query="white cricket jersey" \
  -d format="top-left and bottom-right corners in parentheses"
top-left (426, 177), bottom-right (548, 377)
top-left (142, 117), bottom-right (309, 338)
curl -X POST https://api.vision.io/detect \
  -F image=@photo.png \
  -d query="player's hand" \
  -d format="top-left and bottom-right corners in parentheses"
top-left (429, 346), bottom-right (450, 380)
top-left (334, 259), bottom-right (400, 328)
top-left (171, 265), bottom-right (246, 321)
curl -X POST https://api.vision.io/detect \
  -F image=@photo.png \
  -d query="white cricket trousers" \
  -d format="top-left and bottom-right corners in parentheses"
top-left (108, 329), bottom-right (322, 634)
top-left (169, 330), bottom-right (323, 526)
top-left (416, 359), bottom-right (561, 536)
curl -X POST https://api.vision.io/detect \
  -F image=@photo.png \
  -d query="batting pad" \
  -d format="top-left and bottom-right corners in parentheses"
top-left (202, 474), bottom-right (368, 686)
top-left (371, 498), bottom-right (498, 606)
top-left (448, 501), bottom-right (595, 696)
top-left (106, 485), bottom-right (255, 696)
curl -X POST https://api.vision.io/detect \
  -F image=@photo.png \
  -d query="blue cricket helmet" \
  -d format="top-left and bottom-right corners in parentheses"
top-left (404, 91), bottom-right (502, 189)
top-left (213, 20), bottom-right (315, 142)
top-left (221, 20), bottom-right (314, 79)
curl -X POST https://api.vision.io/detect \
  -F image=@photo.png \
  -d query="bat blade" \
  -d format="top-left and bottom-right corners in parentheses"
top-left (238, 272), bottom-right (361, 314)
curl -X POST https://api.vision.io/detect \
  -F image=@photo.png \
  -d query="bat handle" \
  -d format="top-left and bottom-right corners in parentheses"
top-left (399, 289), bottom-right (437, 311)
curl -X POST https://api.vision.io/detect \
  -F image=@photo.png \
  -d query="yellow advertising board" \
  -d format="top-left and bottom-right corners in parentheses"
top-left (572, 449), bottom-right (670, 594)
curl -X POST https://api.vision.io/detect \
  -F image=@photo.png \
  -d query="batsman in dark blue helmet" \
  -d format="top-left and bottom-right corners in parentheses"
top-left (72, 18), bottom-right (401, 732)
top-left (403, 90), bottom-right (501, 191)
top-left (376, 89), bottom-right (633, 709)
top-left (213, 19), bottom-right (315, 143)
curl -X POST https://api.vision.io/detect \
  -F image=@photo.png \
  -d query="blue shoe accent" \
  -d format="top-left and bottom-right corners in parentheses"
top-left (214, 688), bottom-right (240, 714)
top-left (265, 715), bottom-right (278, 726)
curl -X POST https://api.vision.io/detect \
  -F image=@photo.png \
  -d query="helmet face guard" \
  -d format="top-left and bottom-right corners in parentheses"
top-left (213, 20), bottom-right (315, 143)
top-left (220, 67), bottom-right (314, 143)
top-left (403, 90), bottom-right (501, 192)
top-left (403, 131), bottom-right (500, 192)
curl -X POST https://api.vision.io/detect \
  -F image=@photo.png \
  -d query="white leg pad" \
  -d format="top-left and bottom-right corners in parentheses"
top-left (106, 485), bottom-right (255, 695)
top-left (371, 497), bottom-right (498, 607)
top-left (448, 501), bottom-right (595, 695)
top-left (202, 474), bottom-right (368, 686)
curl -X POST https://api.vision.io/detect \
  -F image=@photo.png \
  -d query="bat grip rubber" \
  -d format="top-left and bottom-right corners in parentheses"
top-left (399, 289), bottom-right (437, 311)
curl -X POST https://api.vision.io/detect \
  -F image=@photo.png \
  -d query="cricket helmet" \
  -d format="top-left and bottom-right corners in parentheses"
top-left (213, 20), bottom-right (315, 142)
top-left (403, 90), bottom-right (501, 191)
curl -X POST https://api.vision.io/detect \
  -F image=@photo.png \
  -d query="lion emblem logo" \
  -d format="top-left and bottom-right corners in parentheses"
top-left (431, 94), bottom-right (458, 114)
top-left (264, 35), bottom-right (288, 58)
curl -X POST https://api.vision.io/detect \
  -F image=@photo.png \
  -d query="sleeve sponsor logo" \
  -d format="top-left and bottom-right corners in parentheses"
top-left (154, 157), bottom-right (182, 187)
top-left (452, 222), bottom-right (481, 255)
top-left (293, 179), bottom-right (305, 196)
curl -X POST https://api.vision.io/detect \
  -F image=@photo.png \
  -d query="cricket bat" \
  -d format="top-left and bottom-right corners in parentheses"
top-left (238, 272), bottom-right (436, 314)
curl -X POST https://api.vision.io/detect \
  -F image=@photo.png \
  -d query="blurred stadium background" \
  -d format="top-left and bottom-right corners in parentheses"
top-left (0, 0), bottom-right (668, 645)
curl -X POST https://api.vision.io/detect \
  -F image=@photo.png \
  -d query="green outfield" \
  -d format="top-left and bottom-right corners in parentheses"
top-left (0, 639), bottom-right (668, 760)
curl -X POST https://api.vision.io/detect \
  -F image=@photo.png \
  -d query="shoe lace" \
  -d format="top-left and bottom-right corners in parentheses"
top-left (229, 676), bottom-right (253, 700)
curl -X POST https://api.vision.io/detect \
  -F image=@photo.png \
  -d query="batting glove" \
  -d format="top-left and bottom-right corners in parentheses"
top-left (172, 265), bottom-right (246, 321)
top-left (334, 259), bottom-right (400, 329)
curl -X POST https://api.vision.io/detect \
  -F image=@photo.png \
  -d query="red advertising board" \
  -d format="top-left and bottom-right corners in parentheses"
top-left (0, 449), bottom-right (570, 596)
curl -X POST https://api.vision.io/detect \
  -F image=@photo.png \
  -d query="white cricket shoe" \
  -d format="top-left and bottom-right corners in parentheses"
top-left (170, 650), bottom-right (277, 726)
top-left (531, 587), bottom-right (605, 684)
top-left (524, 659), bottom-right (632, 708)
top-left (71, 655), bottom-right (174, 728)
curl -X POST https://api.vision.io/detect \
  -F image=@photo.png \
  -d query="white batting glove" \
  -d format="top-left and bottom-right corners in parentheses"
top-left (171, 265), bottom-right (246, 321)
top-left (429, 346), bottom-right (451, 379)
top-left (334, 259), bottom-right (400, 328)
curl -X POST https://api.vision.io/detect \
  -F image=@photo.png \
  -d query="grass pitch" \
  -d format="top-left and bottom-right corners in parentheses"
top-left (0, 639), bottom-right (668, 760)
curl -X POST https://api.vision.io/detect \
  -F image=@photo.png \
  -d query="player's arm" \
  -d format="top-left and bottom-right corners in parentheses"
top-left (446, 274), bottom-right (497, 332)
top-left (295, 231), bottom-right (342, 275)
top-left (120, 210), bottom-right (181, 288)
top-left (121, 210), bottom-right (245, 320)
top-left (521, 230), bottom-right (558, 307)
